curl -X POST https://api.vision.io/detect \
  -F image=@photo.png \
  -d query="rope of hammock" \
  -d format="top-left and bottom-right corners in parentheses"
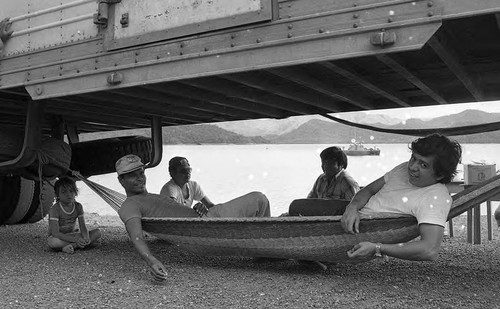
top-left (321, 114), bottom-right (500, 137)
top-left (71, 171), bottom-right (125, 213)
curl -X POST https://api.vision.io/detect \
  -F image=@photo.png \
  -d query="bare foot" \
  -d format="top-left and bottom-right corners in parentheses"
top-left (62, 244), bottom-right (74, 254)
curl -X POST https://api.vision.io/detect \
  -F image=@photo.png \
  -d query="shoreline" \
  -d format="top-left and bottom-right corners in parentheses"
top-left (1, 214), bottom-right (499, 308)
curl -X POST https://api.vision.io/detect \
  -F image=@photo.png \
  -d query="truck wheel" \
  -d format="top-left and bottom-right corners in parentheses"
top-left (0, 176), bottom-right (54, 225)
top-left (4, 177), bottom-right (36, 225)
top-left (0, 176), bottom-right (21, 225)
top-left (70, 136), bottom-right (152, 177)
top-left (24, 179), bottom-right (55, 223)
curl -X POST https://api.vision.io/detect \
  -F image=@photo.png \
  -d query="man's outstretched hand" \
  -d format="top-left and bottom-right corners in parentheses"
top-left (150, 261), bottom-right (168, 282)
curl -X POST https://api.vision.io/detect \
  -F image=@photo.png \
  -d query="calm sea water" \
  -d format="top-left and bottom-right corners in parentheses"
top-left (78, 144), bottom-right (499, 216)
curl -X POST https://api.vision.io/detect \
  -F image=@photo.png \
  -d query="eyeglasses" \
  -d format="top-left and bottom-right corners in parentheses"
top-left (177, 167), bottom-right (192, 174)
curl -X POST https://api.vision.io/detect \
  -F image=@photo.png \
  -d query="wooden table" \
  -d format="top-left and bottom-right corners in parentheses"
top-left (446, 182), bottom-right (500, 244)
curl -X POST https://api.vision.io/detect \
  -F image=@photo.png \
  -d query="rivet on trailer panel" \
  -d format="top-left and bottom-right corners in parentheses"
top-left (35, 85), bottom-right (43, 95)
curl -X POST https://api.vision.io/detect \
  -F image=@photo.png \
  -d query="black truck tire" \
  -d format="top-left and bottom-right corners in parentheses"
top-left (70, 136), bottom-right (152, 177)
top-left (0, 176), bottom-right (54, 225)
top-left (24, 179), bottom-right (55, 223)
top-left (0, 176), bottom-right (22, 225)
top-left (4, 177), bottom-right (36, 225)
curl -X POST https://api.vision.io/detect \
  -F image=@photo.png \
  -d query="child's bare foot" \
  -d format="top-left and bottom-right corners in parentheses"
top-left (62, 244), bottom-right (74, 254)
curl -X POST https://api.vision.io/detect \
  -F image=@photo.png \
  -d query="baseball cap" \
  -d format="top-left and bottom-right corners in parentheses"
top-left (115, 154), bottom-right (144, 175)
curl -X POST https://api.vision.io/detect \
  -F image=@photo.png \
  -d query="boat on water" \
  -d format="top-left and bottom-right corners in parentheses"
top-left (344, 141), bottom-right (380, 156)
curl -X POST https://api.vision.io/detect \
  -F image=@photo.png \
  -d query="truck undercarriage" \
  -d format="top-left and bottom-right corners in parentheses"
top-left (1, 0), bottom-right (500, 224)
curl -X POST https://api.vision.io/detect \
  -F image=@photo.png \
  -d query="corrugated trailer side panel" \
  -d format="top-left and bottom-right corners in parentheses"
top-left (2, 0), bottom-right (98, 58)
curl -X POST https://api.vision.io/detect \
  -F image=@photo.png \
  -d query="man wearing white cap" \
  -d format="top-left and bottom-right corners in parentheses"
top-left (115, 154), bottom-right (270, 281)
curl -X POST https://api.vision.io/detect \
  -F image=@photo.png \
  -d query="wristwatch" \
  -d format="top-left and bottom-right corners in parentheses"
top-left (374, 243), bottom-right (383, 258)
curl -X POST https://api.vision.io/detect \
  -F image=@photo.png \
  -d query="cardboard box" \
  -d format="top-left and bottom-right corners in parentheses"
top-left (463, 164), bottom-right (496, 185)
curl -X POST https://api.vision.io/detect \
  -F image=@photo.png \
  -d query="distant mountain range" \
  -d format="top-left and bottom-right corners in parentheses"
top-left (80, 109), bottom-right (500, 144)
top-left (264, 110), bottom-right (500, 144)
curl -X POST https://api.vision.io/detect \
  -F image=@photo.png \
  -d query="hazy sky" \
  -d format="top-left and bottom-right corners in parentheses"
top-left (350, 100), bottom-right (500, 120)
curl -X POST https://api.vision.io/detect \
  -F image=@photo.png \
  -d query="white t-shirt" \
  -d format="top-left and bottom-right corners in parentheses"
top-left (359, 162), bottom-right (452, 227)
top-left (159, 179), bottom-right (206, 208)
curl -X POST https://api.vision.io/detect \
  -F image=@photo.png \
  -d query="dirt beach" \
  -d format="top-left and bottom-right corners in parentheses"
top-left (1, 214), bottom-right (499, 309)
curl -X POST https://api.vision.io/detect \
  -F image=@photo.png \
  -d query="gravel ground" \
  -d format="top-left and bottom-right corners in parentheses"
top-left (1, 214), bottom-right (499, 309)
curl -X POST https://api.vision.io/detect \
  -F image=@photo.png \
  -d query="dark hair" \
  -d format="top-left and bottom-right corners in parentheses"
top-left (168, 156), bottom-right (188, 177)
top-left (54, 177), bottom-right (79, 197)
top-left (320, 146), bottom-right (348, 169)
top-left (409, 133), bottom-right (462, 184)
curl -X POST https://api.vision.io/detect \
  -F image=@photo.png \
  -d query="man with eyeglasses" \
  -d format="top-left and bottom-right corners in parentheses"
top-left (160, 156), bottom-right (270, 218)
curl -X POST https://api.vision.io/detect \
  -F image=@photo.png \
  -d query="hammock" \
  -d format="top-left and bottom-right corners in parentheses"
top-left (73, 172), bottom-right (126, 213)
top-left (77, 171), bottom-right (500, 263)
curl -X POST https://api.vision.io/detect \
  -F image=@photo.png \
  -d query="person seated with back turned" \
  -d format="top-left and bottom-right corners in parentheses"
top-left (116, 154), bottom-right (270, 281)
top-left (341, 133), bottom-right (462, 261)
top-left (288, 146), bottom-right (359, 216)
top-left (160, 156), bottom-right (271, 218)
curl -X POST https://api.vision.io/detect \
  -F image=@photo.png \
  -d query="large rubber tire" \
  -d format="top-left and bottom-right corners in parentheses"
top-left (4, 177), bottom-right (36, 225)
top-left (0, 176), bottom-right (22, 225)
top-left (70, 136), bottom-right (152, 177)
top-left (24, 179), bottom-right (55, 223)
top-left (0, 176), bottom-right (54, 225)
